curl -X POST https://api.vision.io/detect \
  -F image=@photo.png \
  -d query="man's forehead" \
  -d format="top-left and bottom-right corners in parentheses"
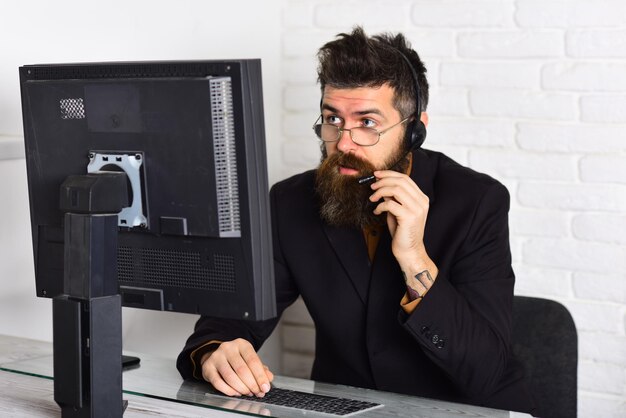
top-left (321, 85), bottom-right (396, 113)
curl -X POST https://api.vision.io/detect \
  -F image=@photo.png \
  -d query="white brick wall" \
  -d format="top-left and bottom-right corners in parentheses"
top-left (517, 122), bottom-right (626, 153)
top-left (411, 1), bottom-right (515, 27)
top-left (518, 182), bottom-right (626, 212)
top-left (458, 31), bottom-right (564, 58)
top-left (542, 62), bottom-right (626, 92)
top-left (581, 95), bottom-right (626, 123)
top-left (580, 156), bottom-right (626, 184)
top-left (572, 214), bottom-right (626, 244)
top-left (470, 89), bottom-right (577, 119)
top-left (515, 1), bottom-right (626, 28)
top-left (567, 30), bottom-right (626, 58)
top-left (279, 1), bottom-right (626, 415)
top-left (441, 62), bottom-right (541, 89)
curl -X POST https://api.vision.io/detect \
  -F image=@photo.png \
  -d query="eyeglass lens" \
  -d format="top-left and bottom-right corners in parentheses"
top-left (315, 124), bottom-right (378, 145)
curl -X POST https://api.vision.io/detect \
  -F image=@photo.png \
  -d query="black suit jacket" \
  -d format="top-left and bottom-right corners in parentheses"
top-left (177, 149), bottom-right (535, 414)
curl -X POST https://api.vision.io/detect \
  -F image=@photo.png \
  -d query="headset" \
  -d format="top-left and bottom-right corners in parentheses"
top-left (396, 49), bottom-right (427, 151)
top-left (356, 48), bottom-right (427, 185)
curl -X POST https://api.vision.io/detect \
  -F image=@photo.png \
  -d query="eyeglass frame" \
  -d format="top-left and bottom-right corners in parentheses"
top-left (312, 115), bottom-right (410, 147)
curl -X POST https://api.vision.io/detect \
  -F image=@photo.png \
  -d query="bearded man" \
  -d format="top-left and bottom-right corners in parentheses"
top-left (177, 26), bottom-right (535, 415)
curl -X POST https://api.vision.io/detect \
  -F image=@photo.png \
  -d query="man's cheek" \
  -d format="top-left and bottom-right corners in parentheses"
top-left (325, 143), bottom-right (338, 157)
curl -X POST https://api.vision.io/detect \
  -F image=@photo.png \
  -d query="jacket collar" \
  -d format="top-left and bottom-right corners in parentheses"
top-left (409, 148), bottom-right (436, 205)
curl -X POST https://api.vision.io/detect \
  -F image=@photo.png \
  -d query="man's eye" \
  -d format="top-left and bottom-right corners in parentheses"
top-left (325, 115), bottom-right (342, 125)
top-left (362, 118), bottom-right (377, 128)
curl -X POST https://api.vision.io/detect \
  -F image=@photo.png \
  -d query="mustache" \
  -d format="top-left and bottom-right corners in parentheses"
top-left (327, 152), bottom-right (375, 175)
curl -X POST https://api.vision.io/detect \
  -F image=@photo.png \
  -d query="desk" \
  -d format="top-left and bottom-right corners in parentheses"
top-left (0, 335), bottom-right (531, 418)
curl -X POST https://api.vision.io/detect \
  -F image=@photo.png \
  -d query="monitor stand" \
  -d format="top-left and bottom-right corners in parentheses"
top-left (53, 172), bottom-right (130, 418)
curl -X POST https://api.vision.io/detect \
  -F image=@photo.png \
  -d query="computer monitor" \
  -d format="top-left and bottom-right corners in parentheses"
top-left (19, 60), bottom-right (276, 321)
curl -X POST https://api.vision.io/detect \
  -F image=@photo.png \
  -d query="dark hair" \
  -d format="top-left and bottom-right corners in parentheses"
top-left (317, 26), bottom-right (429, 118)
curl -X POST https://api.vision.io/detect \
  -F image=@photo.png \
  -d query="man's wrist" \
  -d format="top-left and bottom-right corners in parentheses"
top-left (399, 254), bottom-right (438, 282)
top-left (395, 245), bottom-right (431, 269)
top-left (399, 250), bottom-right (438, 303)
top-left (190, 340), bottom-right (222, 379)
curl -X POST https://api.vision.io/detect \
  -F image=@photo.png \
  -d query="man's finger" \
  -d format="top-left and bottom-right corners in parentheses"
top-left (205, 363), bottom-right (242, 397)
top-left (240, 346), bottom-right (271, 395)
top-left (216, 360), bottom-right (253, 396)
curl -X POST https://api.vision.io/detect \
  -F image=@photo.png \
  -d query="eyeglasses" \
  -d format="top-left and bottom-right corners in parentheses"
top-left (312, 115), bottom-right (409, 147)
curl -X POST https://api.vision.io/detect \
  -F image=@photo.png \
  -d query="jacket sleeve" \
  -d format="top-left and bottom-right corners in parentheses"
top-left (176, 185), bottom-right (300, 380)
top-left (399, 182), bottom-right (516, 402)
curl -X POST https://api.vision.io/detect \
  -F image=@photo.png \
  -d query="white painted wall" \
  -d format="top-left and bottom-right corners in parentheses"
top-left (0, 0), bottom-right (283, 370)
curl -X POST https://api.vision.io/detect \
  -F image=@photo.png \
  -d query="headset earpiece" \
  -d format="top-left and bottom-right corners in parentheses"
top-left (405, 118), bottom-right (426, 151)
top-left (396, 50), bottom-right (426, 151)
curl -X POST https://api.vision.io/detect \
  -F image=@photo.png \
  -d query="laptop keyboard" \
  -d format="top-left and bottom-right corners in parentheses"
top-left (237, 386), bottom-right (382, 416)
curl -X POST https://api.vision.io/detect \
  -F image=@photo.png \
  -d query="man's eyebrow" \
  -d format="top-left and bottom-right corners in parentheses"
top-left (321, 104), bottom-right (338, 113)
top-left (320, 104), bottom-right (384, 117)
top-left (354, 108), bottom-right (384, 117)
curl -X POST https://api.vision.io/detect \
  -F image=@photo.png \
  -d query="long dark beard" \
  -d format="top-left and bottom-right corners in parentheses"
top-left (315, 147), bottom-right (410, 229)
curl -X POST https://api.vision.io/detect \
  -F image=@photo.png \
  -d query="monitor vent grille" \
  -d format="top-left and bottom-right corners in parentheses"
top-left (60, 98), bottom-right (85, 119)
top-left (117, 246), bottom-right (236, 292)
top-left (24, 62), bottom-right (228, 80)
top-left (209, 77), bottom-right (241, 237)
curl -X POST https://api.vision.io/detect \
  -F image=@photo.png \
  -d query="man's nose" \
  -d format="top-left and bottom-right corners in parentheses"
top-left (336, 128), bottom-right (357, 154)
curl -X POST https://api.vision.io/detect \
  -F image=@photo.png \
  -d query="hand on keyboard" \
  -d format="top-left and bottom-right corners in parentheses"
top-left (200, 338), bottom-right (273, 398)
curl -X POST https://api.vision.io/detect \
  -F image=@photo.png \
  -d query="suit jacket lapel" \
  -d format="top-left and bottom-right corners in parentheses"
top-left (411, 149), bottom-right (436, 204)
top-left (322, 224), bottom-right (371, 305)
top-left (367, 227), bottom-right (406, 332)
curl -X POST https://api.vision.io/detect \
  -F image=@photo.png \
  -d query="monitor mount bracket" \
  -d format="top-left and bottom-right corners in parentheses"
top-left (87, 151), bottom-right (147, 229)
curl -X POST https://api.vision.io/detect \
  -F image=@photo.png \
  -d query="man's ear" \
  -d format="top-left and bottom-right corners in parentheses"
top-left (420, 112), bottom-right (429, 128)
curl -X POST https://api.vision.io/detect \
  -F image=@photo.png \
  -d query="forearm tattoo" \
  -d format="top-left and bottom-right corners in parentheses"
top-left (415, 270), bottom-right (434, 287)
top-left (402, 270), bottom-right (434, 300)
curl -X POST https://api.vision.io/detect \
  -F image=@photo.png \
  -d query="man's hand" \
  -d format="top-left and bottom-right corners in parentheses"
top-left (369, 170), bottom-right (438, 295)
top-left (200, 338), bottom-right (274, 397)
